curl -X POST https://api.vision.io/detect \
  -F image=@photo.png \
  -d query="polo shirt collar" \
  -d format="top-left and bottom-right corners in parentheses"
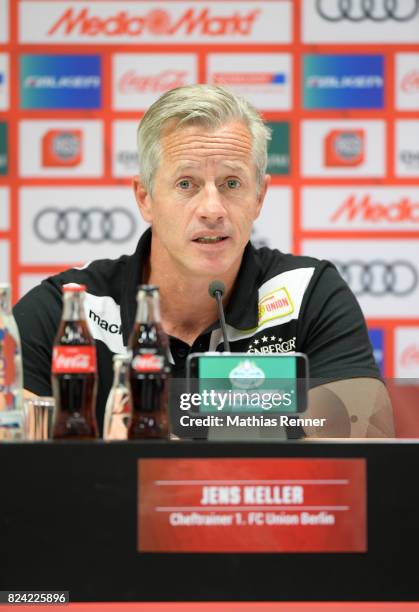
top-left (121, 228), bottom-right (261, 345)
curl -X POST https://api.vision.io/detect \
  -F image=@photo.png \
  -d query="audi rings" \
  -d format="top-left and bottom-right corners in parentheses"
top-left (33, 207), bottom-right (137, 244)
top-left (333, 260), bottom-right (418, 297)
top-left (316, 0), bottom-right (419, 22)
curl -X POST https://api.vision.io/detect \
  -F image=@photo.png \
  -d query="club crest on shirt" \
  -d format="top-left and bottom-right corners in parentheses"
top-left (258, 287), bottom-right (294, 326)
top-left (247, 335), bottom-right (296, 354)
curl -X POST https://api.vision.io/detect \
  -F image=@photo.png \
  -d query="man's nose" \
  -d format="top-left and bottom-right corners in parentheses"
top-left (196, 183), bottom-right (227, 222)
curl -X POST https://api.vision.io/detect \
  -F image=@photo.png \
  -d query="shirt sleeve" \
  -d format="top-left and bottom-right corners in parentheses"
top-left (13, 279), bottom-right (63, 396)
top-left (297, 262), bottom-right (380, 387)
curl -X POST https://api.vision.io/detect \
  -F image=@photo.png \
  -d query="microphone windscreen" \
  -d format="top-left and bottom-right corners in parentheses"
top-left (208, 280), bottom-right (226, 298)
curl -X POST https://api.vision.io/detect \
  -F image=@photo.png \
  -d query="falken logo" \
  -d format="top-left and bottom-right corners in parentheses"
top-left (24, 75), bottom-right (100, 89)
top-left (247, 335), bottom-right (296, 355)
top-left (47, 7), bottom-right (261, 38)
top-left (258, 287), bottom-right (294, 325)
top-left (89, 310), bottom-right (122, 335)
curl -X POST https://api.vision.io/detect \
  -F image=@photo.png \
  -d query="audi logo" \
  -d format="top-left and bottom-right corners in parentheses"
top-left (34, 208), bottom-right (136, 244)
top-left (316, 0), bottom-right (419, 22)
top-left (333, 260), bottom-right (418, 296)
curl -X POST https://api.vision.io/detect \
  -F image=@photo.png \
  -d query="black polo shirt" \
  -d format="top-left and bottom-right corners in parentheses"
top-left (14, 228), bottom-right (380, 433)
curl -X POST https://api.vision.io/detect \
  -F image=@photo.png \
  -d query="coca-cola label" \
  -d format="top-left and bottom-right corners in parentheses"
top-left (52, 345), bottom-right (97, 373)
top-left (132, 354), bottom-right (164, 373)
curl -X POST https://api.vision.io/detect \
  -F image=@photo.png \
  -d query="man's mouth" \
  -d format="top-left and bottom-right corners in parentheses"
top-left (193, 236), bottom-right (228, 244)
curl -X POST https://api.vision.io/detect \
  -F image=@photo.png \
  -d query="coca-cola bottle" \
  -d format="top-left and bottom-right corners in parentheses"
top-left (51, 283), bottom-right (98, 439)
top-left (128, 285), bottom-right (171, 439)
top-left (0, 283), bottom-right (24, 441)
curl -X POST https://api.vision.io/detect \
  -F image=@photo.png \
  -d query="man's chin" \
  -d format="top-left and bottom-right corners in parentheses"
top-left (179, 240), bottom-right (243, 278)
top-left (185, 255), bottom-right (234, 279)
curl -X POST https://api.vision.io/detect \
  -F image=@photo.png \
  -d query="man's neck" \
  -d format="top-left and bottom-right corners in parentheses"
top-left (145, 242), bottom-right (241, 345)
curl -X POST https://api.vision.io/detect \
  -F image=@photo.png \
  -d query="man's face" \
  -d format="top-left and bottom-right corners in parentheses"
top-left (134, 120), bottom-right (269, 278)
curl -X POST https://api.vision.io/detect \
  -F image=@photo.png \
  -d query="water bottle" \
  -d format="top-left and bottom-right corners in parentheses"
top-left (0, 283), bottom-right (24, 440)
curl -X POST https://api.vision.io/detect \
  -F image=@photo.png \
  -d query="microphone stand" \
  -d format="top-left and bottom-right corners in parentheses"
top-left (213, 289), bottom-right (230, 352)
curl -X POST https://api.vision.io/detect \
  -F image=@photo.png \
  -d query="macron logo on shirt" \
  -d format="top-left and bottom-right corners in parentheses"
top-left (89, 309), bottom-right (122, 335)
top-left (83, 292), bottom-right (127, 355)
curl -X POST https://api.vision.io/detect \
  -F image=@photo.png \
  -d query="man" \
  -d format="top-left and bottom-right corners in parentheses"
top-left (14, 85), bottom-right (394, 437)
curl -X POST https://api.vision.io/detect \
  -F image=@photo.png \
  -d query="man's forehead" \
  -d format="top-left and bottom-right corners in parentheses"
top-left (172, 160), bottom-right (250, 174)
top-left (159, 120), bottom-right (253, 164)
top-left (160, 117), bottom-right (251, 139)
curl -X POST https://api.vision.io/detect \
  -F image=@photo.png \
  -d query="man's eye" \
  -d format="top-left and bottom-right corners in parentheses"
top-left (177, 179), bottom-right (192, 190)
top-left (226, 179), bottom-right (241, 189)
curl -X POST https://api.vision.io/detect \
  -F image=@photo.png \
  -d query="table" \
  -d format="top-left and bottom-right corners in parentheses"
top-left (0, 440), bottom-right (418, 602)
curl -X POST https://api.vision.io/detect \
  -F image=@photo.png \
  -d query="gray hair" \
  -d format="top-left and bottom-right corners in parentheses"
top-left (137, 84), bottom-right (271, 195)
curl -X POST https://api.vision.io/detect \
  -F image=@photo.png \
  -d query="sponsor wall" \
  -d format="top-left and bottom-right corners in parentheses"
top-left (0, 0), bottom-right (418, 428)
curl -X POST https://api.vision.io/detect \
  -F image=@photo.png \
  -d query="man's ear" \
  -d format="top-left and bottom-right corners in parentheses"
top-left (133, 175), bottom-right (153, 223)
top-left (254, 174), bottom-right (270, 220)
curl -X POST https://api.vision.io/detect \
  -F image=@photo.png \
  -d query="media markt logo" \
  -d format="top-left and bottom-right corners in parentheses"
top-left (46, 6), bottom-right (262, 39)
top-left (0, 122), bottom-right (7, 175)
top-left (330, 194), bottom-right (419, 223)
top-left (266, 122), bottom-right (290, 175)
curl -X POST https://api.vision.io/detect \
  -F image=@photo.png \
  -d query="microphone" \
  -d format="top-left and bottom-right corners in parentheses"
top-left (208, 281), bottom-right (230, 352)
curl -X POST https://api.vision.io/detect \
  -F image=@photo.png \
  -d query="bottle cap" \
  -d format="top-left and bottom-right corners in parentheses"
top-left (62, 283), bottom-right (86, 293)
top-left (137, 284), bottom-right (159, 292)
top-left (113, 353), bottom-right (130, 363)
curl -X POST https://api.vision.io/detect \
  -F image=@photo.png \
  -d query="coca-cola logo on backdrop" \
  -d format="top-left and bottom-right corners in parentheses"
top-left (118, 69), bottom-right (188, 93)
top-left (401, 70), bottom-right (419, 93)
top-left (400, 345), bottom-right (419, 369)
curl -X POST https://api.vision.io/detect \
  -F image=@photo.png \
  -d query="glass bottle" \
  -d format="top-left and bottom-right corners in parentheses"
top-left (103, 354), bottom-right (132, 440)
top-left (0, 284), bottom-right (24, 441)
top-left (51, 283), bottom-right (98, 439)
top-left (127, 285), bottom-right (171, 439)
